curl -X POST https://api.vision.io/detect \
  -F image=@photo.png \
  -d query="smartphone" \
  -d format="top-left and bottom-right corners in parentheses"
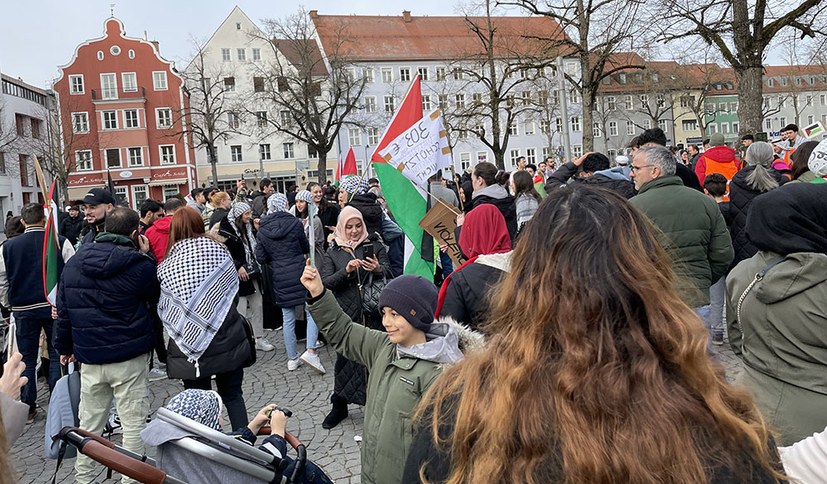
top-left (363, 244), bottom-right (375, 260)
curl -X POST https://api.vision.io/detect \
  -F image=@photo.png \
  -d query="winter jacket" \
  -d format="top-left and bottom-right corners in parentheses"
top-left (1, 393), bottom-right (28, 446)
top-left (1, 227), bottom-right (69, 317)
top-left (209, 207), bottom-right (228, 229)
top-left (54, 233), bottom-right (159, 365)
top-left (348, 193), bottom-right (384, 238)
top-left (201, 204), bottom-right (216, 228)
top-left (468, 184), bottom-right (518, 243)
top-left (727, 167), bottom-right (785, 267)
top-left (60, 215), bottom-right (84, 245)
top-left (727, 251), bottom-right (827, 445)
top-left (514, 194), bottom-right (539, 231)
top-left (630, 176), bottom-right (733, 307)
top-left (166, 305), bottom-right (252, 380)
top-left (255, 212), bottom-right (309, 308)
top-left (217, 217), bottom-right (256, 297)
top-left (440, 252), bottom-right (511, 332)
top-left (428, 182), bottom-right (459, 209)
top-left (145, 216), bottom-right (173, 263)
top-left (317, 203), bottom-right (340, 245)
top-left (250, 192), bottom-right (269, 219)
top-left (695, 146), bottom-right (739, 184)
top-left (545, 161), bottom-right (636, 199)
top-left (307, 289), bottom-right (482, 484)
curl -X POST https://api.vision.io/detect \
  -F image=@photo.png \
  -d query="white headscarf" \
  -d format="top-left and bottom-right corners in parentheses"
top-left (227, 201), bottom-right (256, 261)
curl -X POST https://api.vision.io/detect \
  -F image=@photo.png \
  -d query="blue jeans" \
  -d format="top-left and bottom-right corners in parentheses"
top-left (15, 312), bottom-right (60, 410)
top-left (707, 277), bottom-right (725, 335)
top-left (440, 250), bottom-right (454, 279)
top-left (694, 305), bottom-right (713, 352)
top-left (282, 306), bottom-right (319, 361)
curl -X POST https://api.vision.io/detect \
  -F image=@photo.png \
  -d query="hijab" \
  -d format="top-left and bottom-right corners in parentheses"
top-left (459, 204), bottom-right (512, 258)
top-left (227, 201), bottom-right (256, 258)
top-left (334, 206), bottom-right (368, 250)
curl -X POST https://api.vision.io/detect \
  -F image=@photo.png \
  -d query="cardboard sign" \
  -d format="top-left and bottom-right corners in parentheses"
top-left (378, 110), bottom-right (453, 189)
top-left (419, 200), bottom-right (466, 267)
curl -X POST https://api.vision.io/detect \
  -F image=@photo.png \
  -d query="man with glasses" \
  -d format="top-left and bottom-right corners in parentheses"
top-left (629, 146), bottom-right (733, 346)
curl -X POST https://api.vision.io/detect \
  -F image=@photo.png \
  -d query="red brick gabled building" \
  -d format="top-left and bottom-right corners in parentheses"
top-left (55, 17), bottom-right (197, 208)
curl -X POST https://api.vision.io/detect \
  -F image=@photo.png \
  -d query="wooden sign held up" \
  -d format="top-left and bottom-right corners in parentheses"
top-left (419, 200), bottom-right (466, 267)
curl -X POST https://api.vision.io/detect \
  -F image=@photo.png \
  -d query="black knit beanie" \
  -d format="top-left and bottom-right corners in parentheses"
top-left (377, 275), bottom-right (438, 333)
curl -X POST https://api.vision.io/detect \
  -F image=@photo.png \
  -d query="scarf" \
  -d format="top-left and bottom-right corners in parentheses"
top-left (157, 237), bottom-right (239, 377)
top-left (228, 202), bottom-right (256, 262)
top-left (295, 190), bottom-right (314, 204)
top-left (267, 192), bottom-right (289, 215)
top-left (340, 176), bottom-right (368, 196)
top-left (165, 389), bottom-right (224, 431)
top-left (436, 204), bottom-right (512, 317)
top-left (334, 206), bottom-right (368, 251)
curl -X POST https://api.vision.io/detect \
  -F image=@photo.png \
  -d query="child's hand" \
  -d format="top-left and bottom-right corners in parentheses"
top-left (248, 404), bottom-right (277, 433)
top-left (269, 407), bottom-right (288, 437)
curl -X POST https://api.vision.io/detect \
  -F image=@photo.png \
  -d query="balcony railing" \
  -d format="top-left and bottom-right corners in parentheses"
top-left (91, 87), bottom-right (146, 101)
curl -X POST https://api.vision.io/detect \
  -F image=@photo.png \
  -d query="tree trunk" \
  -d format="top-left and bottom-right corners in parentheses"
top-left (735, 66), bottom-right (764, 135)
top-left (581, 90), bottom-right (594, 152)
top-left (317, 149), bottom-right (328, 185)
top-left (208, 144), bottom-right (218, 187)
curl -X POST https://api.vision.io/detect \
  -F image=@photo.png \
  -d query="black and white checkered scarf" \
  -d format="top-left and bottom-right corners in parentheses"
top-left (157, 237), bottom-right (239, 377)
top-left (228, 202), bottom-right (256, 262)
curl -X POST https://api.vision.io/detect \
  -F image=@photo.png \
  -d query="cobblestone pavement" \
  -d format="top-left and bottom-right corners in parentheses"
top-left (12, 331), bottom-right (742, 484)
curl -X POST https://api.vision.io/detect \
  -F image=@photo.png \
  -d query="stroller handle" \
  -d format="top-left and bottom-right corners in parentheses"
top-left (257, 428), bottom-right (307, 481)
top-left (258, 428), bottom-right (303, 449)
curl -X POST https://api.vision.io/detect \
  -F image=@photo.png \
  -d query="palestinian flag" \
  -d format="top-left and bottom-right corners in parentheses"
top-left (371, 76), bottom-right (434, 278)
top-left (42, 181), bottom-right (61, 306)
top-left (335, 147), bottom-right (358, 186)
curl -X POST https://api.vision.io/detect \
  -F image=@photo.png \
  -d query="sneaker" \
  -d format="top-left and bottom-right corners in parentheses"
top-left (256, 338), bottom-right (275, 352)
top-left (287, 358), bottom-right (301, 371)
top-left (300, 350), bottom-right (326, 374)
top-left (148, 368), bottom-right (168, 382)
top-left (105, 412), bottom-right (123, 435)
top-left (314, 340), bottom-right (326, 349)
top-left (711, 331), bottom-right (725, 346)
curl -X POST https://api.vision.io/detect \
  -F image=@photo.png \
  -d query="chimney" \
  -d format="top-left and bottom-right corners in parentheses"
top-left (309, 10), bottom-right (318, 18)
top-left (151, 40), bottom-right (160, 52)
top-left (402, 10), bottom-right (412, 23)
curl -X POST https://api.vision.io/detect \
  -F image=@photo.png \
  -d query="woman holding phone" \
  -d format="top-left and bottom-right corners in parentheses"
top-left (319, 206), bottom-right (389, 429)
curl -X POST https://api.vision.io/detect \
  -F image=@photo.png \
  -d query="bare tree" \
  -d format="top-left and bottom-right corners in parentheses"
top-left (0, 100), bottom-right (17, 152)
top-left (501, 0), bottom-right (649, 152)
top-left (255, 9), bottom-right (367, 185)
top-left (655, 0), bottom-right (827, 134)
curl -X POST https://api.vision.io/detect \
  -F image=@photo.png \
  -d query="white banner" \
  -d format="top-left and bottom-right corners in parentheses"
top-left (377, 110), bottom-right (452, 188)
top-left (809, 139), bottom-right (827, 175)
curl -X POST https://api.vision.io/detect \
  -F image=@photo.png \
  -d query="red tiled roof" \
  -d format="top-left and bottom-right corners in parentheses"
top-left (311, 12), bottom-right (569, 62)
top-left (273, 39), bottom-right (328, 77)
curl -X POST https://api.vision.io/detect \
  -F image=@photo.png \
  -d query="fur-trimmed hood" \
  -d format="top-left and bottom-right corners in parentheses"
top-left (397, 316), bottom-right (486, 364)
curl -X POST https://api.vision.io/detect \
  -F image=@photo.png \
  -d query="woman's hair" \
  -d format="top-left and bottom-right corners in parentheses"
top-left (790, 140), bottom-right (819, 180)
top-left (512, 171), bottom-right (542, 202)
top-left (306, 181), bottom-right (333, 212)
top-left (416, 186), bottom-right (779, 484)
top-left (473, 162), bottom-right (498, 187)
top-left (209, 191), bottom-right (229, 206)
top-left (166, 207), bottom-right (205, 255)
top-left (495, 170), bottom-right (510, 187)
top-left (744, 142), bottom-right (779, 192)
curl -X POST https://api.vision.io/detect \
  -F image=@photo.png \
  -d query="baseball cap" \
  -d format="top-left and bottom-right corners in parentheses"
top-left (83, 188), bottom-right (116, 205)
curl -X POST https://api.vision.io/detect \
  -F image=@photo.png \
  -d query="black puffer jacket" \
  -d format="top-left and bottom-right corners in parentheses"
top-left (218, 217), bottom-right (255, 297)
top-left (166, 305), bottom-right (252, 380)
top-left (255, 211), bottom-right (309, 308)
top-left (440, 253), bottom-right (510, 333)
top-left (545, 161), bottom-right (636, 199)
top-left (59, 216), bottom-right (84, 245)
top-left (348, 194), bottom-right (384, 237)
top-left (728, 166), bottom-right (786, 267)
top-left (468, 185), bottom-right (518, 243)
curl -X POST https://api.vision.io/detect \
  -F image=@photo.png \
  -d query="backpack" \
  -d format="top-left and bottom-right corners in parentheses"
top-left (44, 363), bottom-right (81, 459)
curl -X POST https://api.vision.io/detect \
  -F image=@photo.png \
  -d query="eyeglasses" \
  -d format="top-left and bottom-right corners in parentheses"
top-left (630, 164), bottom-right (654, 172)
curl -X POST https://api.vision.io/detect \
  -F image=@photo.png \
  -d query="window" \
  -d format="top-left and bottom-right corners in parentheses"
top-left (656, 95), bottom-right (665, 108)
top-left (521, 91), bottom-right (531, 106)
top-left (381, 68), bottom-right (393, 83)
top-left (452, 68), bottom-right (463, 80)
top-left (779, 116), bottom-right (786, 127)
top-left (101, 73), bottom-right (117, 99)
top-left (103, 110), bottom-right (118, 129)
top-left (624, 95), bottom-right (633, 110)
top-left (593, 123), bottom-right (601, 137)
top-left (460, 152), bottom-right (471, 171)
top-left (658, 119), bottom-right (668, 133)
top-left (708, 124), bottom-right (718, 134)
top-left (128, 49), bottom-right (135, 59)
top-left (160, 145), bottom-right (176, 164)
top-left (436, 67), bottom-right (447, 81)
top-left (417, 67), bottom-right (429, 81)
top-left (69, 74), bottom-right (84, 94)
top-left (153, 71), bottom-right (168, 91)
top-left (75, 150), bottom-right (92, 171)
top-left (422, 95), bottom-right (432, 112)
top-left (526, 148), bottom-right (536, 164)
top-left (438, 95), bottom-right (448, 110)
top-left (237, 48), bottom-right (246, 61)
top-left (253, 77), bottom-right (265, 92)
top-left (97, 51), bottom-right (104, 61)
top-left (124, 109), bottom-right (139, 128)
top-left (570, 116), bottom-right (581, 132)
top-left (128, 147), bottom-right (143, 166)
top-left (122, 72), bottom-right (137, 92)
top-left (72, 112), bottom-right (89, 133)
top-left (363, 68), bottom-right (374, 83)
top-left (626, 121), bottom-right (635, 136)
top-left (572, 145), bottom-right (583, 158)
top-left (227, 112), bottom-right (240, 129)
top-left (765, 118), bottom-right (773, 130)
top-left (223, 77), bottom-right (235, 92)
top-left (106, 148), bottom-right (121, 168)
top-left (259, 144), bottom-right (271, 160)
top-left (384, 95), bottom-right (396, 113)
top-left (619, 73), bottom-right (627, 84)
top-left (132, 186), bottom-right (148, 210)
top-left (722, 123), bottom-right (730, 134)
top-left (236, 22), bottom-right (242, 30)
top-left (729, 102), bottom-right (738, 113)
top-left (477, 151), bottom-right (488, 163)
top-left (767, 78), bottom-right (774, 87)
top-left (569, 89), bottom-right (579, 104)
top-left (280, 110), bottom-right (290, 125)
top-left (252, 48), bottom-right (261, 61)
top-left (508, 122), bottom-right (518, 136)
top-left (157, 108), bottom-right (172, 128)
top-left (643, 119), bottom-right (652, 130)
top-left (510, 149), bottom-right (521, 166)
top-left (455, 94), bottom-right (466, 109)
top-left (806, 95), bottom-right (813, 106)
top-left (364, 96), bottom-right (377, 113)
top-left (399, 67), bottom-right (411, 82)
top-left (682, 120), bottom-right (698, 131)
top-left (778, 96), bottom-right (786, 108)
top-left (732, 122), bottom-right (739, 133)
top-left (555, 118), bottom-right (563, 132)
top-left (349, 128), bottom-right (362, 146)
top-left (221, 48), bottom-right (231, 61)
top-left (807, 115), bottom-right (815, 125)
top-left (680, 95), bottom-right (696, 108)
top-left (609, 121), bottom-right (618, 137)
top-left (607, 96), bottom-right (616, 110)
top-left (639, 94), bottom-right (649, 109)
top-left (231, 145), bottom-right (243, 162)
top-left (525, 120), bottom-right (535, 135)
top-left (283, 143), bottom-right (295, 159)
top-left (367, 127), bottom-right (380, 145)
top-left (780, 76), bottom-right (788, 86)
top-left (255, 111), bottom-right (267, 127)
top-left (796, 77), bottom-right (803, 86)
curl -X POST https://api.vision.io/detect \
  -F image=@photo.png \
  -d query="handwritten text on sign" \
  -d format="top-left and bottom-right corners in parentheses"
top-left (378, 110), bottom-right (453, 188)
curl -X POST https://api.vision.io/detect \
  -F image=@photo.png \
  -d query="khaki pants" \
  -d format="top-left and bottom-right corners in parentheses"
top-left (75, 353), bottom-right (150, 484)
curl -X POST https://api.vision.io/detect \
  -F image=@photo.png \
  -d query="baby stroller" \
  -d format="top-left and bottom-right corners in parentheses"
top-left (57, 407), bottom-right (329, 484)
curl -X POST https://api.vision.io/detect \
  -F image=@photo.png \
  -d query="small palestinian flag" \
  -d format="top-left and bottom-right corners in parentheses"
top-left (42, 181), bottom-right (61, 306)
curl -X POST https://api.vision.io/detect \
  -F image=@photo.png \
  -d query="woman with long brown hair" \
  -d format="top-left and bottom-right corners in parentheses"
top-left (404, 186), bottom-right (782, 483)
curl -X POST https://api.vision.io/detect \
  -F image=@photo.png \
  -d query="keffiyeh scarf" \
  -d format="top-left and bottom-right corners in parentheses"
top-left (228, 201), bottom-right (256, 262)
top-left (157, 237), bottom-right (239, 377)
top-left (340, 176), bottom-right (368, 196)
top-left (166, 389), bottom-right (225, 431)
top-left (267, 192), bottom-right (289, 214)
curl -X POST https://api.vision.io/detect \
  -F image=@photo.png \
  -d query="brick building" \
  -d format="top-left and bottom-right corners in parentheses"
top-left (54, 17), bottom-right (197, 208)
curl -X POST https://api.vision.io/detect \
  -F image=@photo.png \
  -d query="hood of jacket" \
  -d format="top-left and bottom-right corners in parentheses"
top-left (702, 145), bottom-right (737, 163)
top-left (754, 252), bottom-right (827, 305)
top-left (397, 317), bottom-right (485, 364)
top-left (151, 216), bottom-right (172, 236)
top-left (472, 183), bottom-right (509, 200)
top-left (593, 166), bottom-right (631, 181)
top-left (257, 211), bottom-right (298, 241)
top-left (79, 233), bottom-right (147, 279)
top-left (730, 166), bottom-right (784, 192)
top-left (636, 175), bottom-right (683, 195)
top-left (475, 251), bottom-right (512, 272)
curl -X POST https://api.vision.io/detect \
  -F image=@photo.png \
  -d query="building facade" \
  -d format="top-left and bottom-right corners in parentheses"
top-left (0, 74), bottom-right (55, 215)
top-left (54, 17), bottom-right (197, 209)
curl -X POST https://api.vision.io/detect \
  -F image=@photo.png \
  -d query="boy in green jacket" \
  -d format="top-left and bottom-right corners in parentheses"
top-left (301, 262), bottom-right (478, 484)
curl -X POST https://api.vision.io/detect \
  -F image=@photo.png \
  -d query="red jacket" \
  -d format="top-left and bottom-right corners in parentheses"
top-left (145, 216), bottom-right (172, 263)
top-left (695, 146), bottom-right (739, 184)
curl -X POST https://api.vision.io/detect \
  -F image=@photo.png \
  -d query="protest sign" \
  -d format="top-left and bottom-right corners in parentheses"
top-left (378, 110), bottom-right (452, 189)
top-left (803, 121), bottom-right (826, 139)
top-left (419, 200), bottom-right (466, 267)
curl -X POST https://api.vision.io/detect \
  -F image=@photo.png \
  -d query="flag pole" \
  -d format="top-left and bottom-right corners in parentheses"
top-left (32, 156), bottom-right (50, 205)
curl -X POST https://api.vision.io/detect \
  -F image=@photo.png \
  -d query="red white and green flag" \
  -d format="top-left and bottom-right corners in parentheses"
top-left (335, 147), bottom-right (358, 185)
top-left (42, 181), bottom-right (61, 306)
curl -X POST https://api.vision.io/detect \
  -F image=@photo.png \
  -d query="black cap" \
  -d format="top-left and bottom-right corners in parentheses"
top-left (83, 188), bottom-right (116, 205)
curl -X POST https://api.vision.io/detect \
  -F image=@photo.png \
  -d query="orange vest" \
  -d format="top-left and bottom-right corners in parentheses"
top-left (705, 157), bottom-right (739, 181)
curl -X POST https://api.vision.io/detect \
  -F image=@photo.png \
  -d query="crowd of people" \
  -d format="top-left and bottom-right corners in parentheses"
top-left (0, 123), bottom-right (825, 483)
